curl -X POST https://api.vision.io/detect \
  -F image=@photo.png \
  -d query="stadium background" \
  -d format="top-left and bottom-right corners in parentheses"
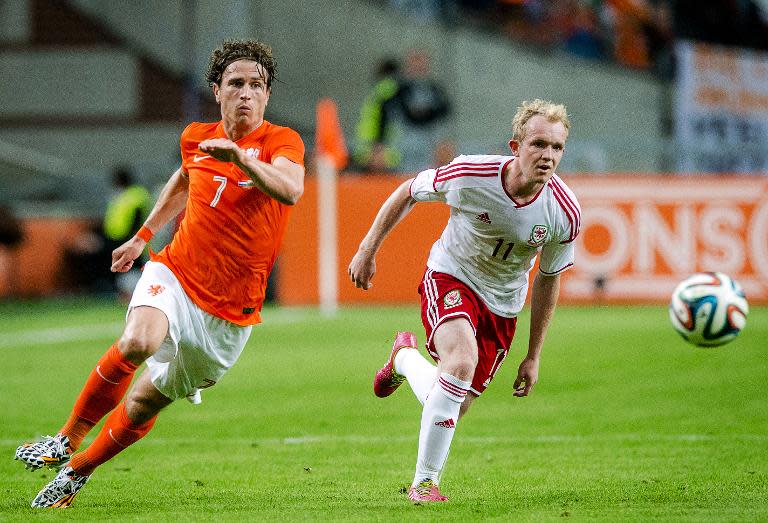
top-left (0, 0), bottom-right (767, 304)
top-left (1, 1), bottom-right (767, 520)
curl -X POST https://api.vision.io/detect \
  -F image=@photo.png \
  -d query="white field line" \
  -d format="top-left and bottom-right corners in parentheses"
top-left (0, 322), bottom-right (124, 349)
top-left (4, 433), bottom-right (768, 447)
top-left (0, 308), bottom-right (314, 349)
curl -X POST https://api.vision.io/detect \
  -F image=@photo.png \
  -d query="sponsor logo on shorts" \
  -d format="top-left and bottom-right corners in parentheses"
top-left (434, 418), bottom-right (456, 428)
top-left (198, 378), bottom-right (216, 389)
top-left (443, 289), bottom-right (462, 309)
top-left (147, 284), bottom-right (165, 296)
top-left (528, 224), bottom-right (548, 246)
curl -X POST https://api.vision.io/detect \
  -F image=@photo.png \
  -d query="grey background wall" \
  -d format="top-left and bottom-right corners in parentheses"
top-left (0, 0), bottom-right (669, 214)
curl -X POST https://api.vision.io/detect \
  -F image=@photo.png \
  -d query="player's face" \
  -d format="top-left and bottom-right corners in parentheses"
top-left (213, 59), bottom-right (271, 129)
top-left (510, 115), bottom-right (568, 183)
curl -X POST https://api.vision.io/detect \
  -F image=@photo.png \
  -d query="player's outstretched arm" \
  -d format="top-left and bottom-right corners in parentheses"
top-left (199, 138), bottom-right (304, 205)
top-left (513, 273), bottom-right (561, 397)
top-left (111, 167), bottom-right (190, 273)
top-left (348, 179), bottom-right (416, 290)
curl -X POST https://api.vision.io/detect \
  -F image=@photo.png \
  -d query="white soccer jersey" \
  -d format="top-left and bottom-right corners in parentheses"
top-left (409, 154), bottom-right (581, 317)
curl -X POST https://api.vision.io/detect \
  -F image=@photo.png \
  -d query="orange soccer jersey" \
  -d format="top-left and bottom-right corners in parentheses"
top-left (153, 120), bottom-right (305, 326)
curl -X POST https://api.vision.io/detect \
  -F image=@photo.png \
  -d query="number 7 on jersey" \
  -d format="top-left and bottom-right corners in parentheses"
top-left (210, 175), bottom-right (227, 207)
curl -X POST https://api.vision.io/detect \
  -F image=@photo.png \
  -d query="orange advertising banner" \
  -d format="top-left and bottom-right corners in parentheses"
top-left (563, 175), bottom-right (768, 304)
top-left (277, 175), bottom-right (448, 306)
top-left (276, 175), bottom-right (768, 306)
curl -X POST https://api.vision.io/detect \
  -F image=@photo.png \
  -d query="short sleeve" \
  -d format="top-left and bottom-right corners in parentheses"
top-left (409, 168), bottom-right (446, 203)
top-left (179, 124), bottom-right (196, 173)
top-left (270, 128), bottom-right (305, 166)
top-left (538, 241), bottom-right (575, 275)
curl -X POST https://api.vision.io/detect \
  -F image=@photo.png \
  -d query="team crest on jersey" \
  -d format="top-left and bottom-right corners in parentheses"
top-left (244, 147), bottom-right (259, 158)
top-left (147, 284), bottom-right (165, 296)
top-left (443, 289), bottom-right (462, 309)
top-left (527, 224), bottom-right (548, 246)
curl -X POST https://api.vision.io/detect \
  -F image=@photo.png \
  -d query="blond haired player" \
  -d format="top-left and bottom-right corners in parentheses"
top-left (349, 99), bottom-right (580, 502)
top-left (16, 39), bottom-right (305, 508)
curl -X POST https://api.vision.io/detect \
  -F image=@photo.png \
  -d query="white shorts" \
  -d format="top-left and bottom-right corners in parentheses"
top-left (128, 261), bottom-right (252, 404)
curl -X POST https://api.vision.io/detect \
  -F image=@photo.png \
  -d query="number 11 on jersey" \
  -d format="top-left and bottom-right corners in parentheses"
top-left (492, 238), bottom-right (514, 261)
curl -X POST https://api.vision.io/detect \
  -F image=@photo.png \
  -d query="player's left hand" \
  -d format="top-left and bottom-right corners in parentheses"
top-left (199, 138), bottom-right (242, 163)
top-left (513, 356), bottom-right (539, 397)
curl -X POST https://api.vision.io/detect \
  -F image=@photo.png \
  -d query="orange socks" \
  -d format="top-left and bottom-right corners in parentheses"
top-left (69, 402), bottom-right (157, 476)
top-left (59, 342), bottom-right (139, 450)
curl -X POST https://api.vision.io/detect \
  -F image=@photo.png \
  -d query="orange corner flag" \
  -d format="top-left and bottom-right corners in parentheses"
top-left (315, 98), bottom-right (348, 171)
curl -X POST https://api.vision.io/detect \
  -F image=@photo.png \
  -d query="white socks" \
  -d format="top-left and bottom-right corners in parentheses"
top-left (412, 372), bottom-right (470, 486)
top-left (394, 348), bottom-right (438, 405)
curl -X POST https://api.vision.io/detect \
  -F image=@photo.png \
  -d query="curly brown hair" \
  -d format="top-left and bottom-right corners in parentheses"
top-left (205, 39), bottom-right (277, 88)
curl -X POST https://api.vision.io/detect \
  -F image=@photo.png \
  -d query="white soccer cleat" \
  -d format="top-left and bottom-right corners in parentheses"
top-left (31, 466), bottom-right (90, 508)
top-left (15, 434), bottom-right (72, 470)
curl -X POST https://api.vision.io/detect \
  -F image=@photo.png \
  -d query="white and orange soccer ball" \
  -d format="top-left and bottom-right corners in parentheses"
top-left (669, 272), bottom-right (749, 347)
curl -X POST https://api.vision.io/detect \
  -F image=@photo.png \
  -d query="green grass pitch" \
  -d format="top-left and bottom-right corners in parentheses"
top-left (0, 298), bottom-right (766, 521)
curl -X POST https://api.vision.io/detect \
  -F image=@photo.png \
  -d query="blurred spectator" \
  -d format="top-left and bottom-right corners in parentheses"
top-left (672, 0), bottom-right (768, 50)
top-left (381, 0), bottom-right (766, 77)
top-left (353, 51), bottom-right (452, 173)
top-left (0, 205), bottom-right (24, 249)
top-left (353, 58), bottom-right (403, 172)
top-left (388, 0), bottom-right (459, 22)
top-left (563, 0), bottom-right (607, 60)
top-left (396, 0), bottom-right (768, 72)
top-left (433, 138), bottom-right (457, 167)
top-left (610, 1), bottom-right (652, 69)
top-left (64, 167), bottom-right (151, 298)
top-left (0, 205), bottom-right (24, 298)
top-left (102, 167), bottom-right (152, 252)
top-left (395, 48), bottom-right (452, 173)
top-left (389, 0), bottom-right (441, 21)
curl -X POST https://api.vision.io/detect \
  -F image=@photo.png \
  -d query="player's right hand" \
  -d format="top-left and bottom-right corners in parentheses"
top-left (348, 248), bottom-right (376, 290)
top-left (111, 237), bottom-right (145, 273)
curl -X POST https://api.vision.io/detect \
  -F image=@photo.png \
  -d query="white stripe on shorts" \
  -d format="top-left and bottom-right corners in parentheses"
top-left (423, 269), bottom-right (475, 355)
top-left (424, 268), bottom-right (439, 328)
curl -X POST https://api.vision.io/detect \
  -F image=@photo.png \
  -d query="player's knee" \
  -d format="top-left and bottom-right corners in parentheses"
top-left (118, 334), bottom-right (160, 364)
top-left (454, 359), bottom-right (477, 382)
top-left (444, 352), bottom-right (476, 382)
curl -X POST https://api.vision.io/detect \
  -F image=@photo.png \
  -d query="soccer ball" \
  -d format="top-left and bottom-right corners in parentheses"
top-left (669, 272), bottom-right (749, 347)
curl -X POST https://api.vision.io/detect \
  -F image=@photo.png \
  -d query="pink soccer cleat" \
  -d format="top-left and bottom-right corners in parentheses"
top-left (408, 479), bottom-right (448, 502)
top-left (373, 331), bottom-right (417, 398)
